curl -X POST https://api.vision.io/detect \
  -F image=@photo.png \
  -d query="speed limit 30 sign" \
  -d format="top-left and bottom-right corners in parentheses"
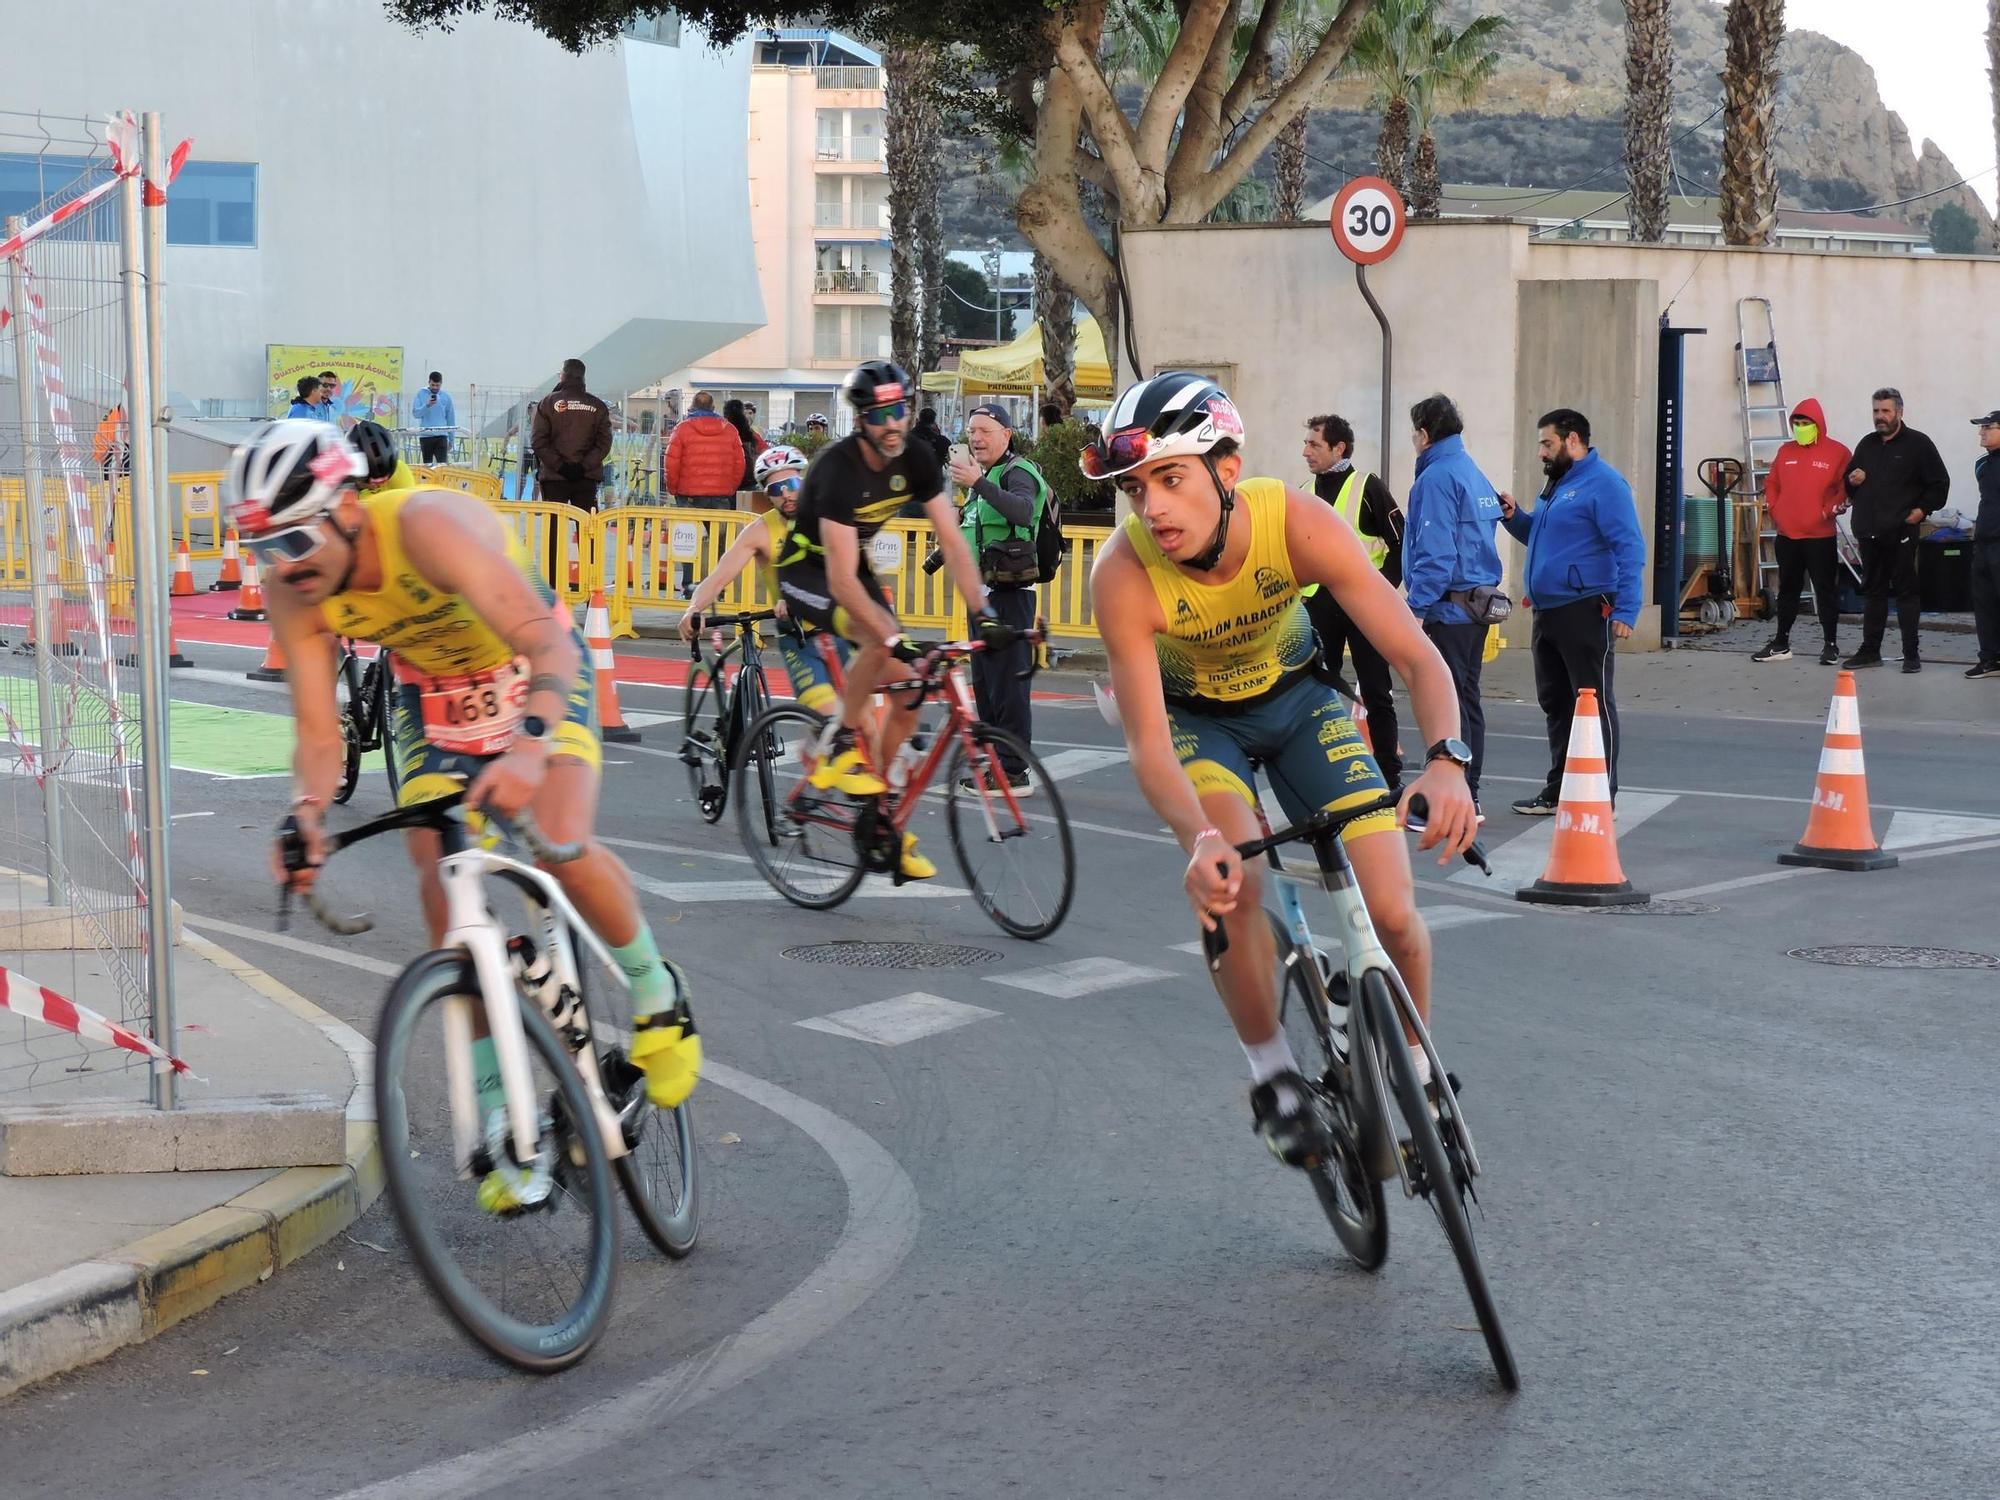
top-left (1330, 176), bottom-right (1407, 265)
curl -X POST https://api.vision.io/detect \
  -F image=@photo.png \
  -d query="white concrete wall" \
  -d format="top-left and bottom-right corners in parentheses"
top-left (8, 0), bottom-right (764, 406)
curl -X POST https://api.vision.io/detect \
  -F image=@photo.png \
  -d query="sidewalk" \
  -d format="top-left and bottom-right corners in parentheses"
top-left (0, 924), bottom-right (379, 1399)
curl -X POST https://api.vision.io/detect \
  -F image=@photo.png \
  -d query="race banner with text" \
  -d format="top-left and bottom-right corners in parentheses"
top-left (266, 344), bottom-right (404, 425)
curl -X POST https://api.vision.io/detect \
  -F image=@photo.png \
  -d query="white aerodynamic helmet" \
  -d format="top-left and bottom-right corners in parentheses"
top-left (224, 418), bottom-right (367, 534)
top-left (1080, 370), bottom-right (1244, 481)
top-left (754, 444), bottom-right (808, 484)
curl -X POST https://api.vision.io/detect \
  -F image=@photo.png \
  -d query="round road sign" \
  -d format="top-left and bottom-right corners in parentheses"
top-left (1330, 176), bottom-right (1407, 265)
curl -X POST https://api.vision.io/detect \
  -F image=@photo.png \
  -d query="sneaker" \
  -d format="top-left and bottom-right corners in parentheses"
top-left (1511, 791), bottom-right (1559, 816)
top-left (1750, 640), bottom-right (1792, 663)
top-left (1842, 650), bottom-right (1883, 669)
top-left (1901, 657), bottom-right (1922, 674)
top-left (1965, 660), bottom-right (2000, 679)
top-left (1249, 1070), bottom-right (1331, 1168)
top-left (475, 1107), bottom-right (555, 1214)
top-left (958, 768), bottom-right (1034, 797)
top-left (1818, 644), bottom-right (1841, 666)
top-left (897, 831), bottom-right (937, 880)
top-left (809, 735), bottom-right (886, 797)
top-left (629, 1001), bottom-right (702, 1108)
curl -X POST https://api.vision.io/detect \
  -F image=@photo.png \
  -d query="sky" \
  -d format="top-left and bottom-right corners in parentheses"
top-left (1778, 0), bottom-right (1997, 210)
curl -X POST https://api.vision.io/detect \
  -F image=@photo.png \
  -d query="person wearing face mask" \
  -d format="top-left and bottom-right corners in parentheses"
top-left (1497, 408), bottom-right (1645, 817)
top-left (1753, 398), bottom-right (1850, 666)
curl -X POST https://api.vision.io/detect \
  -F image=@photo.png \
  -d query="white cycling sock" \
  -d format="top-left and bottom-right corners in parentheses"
top-left (1242, 1033), bottom-right (1299, 1086)
top-left (1409, 1043), bottom-right (1433, 1088)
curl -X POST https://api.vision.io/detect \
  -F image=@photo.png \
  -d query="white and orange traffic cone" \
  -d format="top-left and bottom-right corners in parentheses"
top-left (245, 631), bottom-right (286, 683)
top-left (1516, 688), bottom-right (1647, 907)
top-left (1779, 671), bottom-right (1897, 871)
top-left (228, 555), bottom-right (266, 622)
top-left (210, 528), bottom-right (242, 591)
top-left (117, 609), bottom-right (192, 670)
top-left (584, 588), bottom-right (640, 743)
top-left (171, 540), bottom-right (195, 597)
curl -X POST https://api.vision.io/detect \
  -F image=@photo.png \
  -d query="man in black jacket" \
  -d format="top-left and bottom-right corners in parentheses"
top-left (1967, 409), bottom-right (2000, 679)
top-left (1301, 412), bottom-right (1405, 787)
top-left (1842, 387), bottom-right (1949, 672)
top-left (532, 359), bottom-right (614, 510)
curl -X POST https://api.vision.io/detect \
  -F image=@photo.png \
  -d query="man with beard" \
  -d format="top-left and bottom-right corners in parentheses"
top-left (1498, 408), bottom-right (1646, 815)
top-left (1841, 387), bottom-right (1949, 672)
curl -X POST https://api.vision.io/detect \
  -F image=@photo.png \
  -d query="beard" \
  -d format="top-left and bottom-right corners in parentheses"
top-left (1541, 454), bottom-right (1574, 482)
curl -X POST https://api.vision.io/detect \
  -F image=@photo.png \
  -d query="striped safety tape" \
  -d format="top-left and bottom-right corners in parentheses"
top-left (0, 963), bottom-right (191, 1076)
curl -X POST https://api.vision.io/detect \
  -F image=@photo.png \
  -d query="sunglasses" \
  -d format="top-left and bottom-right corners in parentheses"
top-left (1079, 426), bottom-right (1152, 480)
top-left (764, 475), bottom-right (802, 497)
top-left (860, 401), bottom-right (908, 426)
top-left (243, 521), bottom-right (334, 564)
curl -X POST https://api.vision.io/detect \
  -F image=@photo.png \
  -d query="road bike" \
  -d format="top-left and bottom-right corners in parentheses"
top-left (1205, 789), bottom-right (1518, 1391)
top-left (333, 639), bottom-right (400, 806)
top-left (678, 607), bottom-right (781, 826)
top-left (287, 791), bottom-right (699, 1372)
top-left (733, 629), bottom-right (1075, 940)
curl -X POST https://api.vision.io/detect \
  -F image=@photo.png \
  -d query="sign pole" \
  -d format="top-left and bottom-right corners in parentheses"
top-left (1355, 262), bottom-right (1392, 479)
top-left (1328, 176), bottom-right (1406, 476)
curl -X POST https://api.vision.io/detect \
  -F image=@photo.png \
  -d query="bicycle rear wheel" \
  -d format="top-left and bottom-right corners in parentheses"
top-left (681, 659), bottom-right (727, 822)
top-left (734, 703), bottom-right (865, 908)
top-left (943, 729), bottom-right (1075, 940)
top-left (375, 951), bottom-right (620, 1373)
top-left (1360, 969), bottom-right (1518, 1391)
top-left (332, 650), bottom-right (364, 804)
top-left (1271, 913), bottom-right (1385, 1271)
top-left (374, 660), bottom-right (404, 805)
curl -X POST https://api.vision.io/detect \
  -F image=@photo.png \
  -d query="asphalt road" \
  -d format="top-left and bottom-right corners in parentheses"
top-left (6, 638), bottom-right (2000, 1498)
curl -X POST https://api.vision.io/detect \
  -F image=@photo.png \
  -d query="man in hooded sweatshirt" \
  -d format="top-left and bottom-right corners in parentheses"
top-left (1753, 397), bottom-right (1850, 666)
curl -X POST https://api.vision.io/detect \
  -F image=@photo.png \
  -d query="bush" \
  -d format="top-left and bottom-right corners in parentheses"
top-left (1028, 421), bottom-right (1115, 516)
top-left (795, 429), bottom-right (832, 458)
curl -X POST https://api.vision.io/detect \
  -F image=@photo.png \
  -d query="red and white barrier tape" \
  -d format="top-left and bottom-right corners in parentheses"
top-left (0, 112), bottom-right (190, 263)
top-left (0, 962), bottom-right (191, 1076)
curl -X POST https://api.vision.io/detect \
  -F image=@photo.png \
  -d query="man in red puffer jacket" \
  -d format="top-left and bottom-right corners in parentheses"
top-left (665, 391), bottom-right (747, 595)
top-left (1753, 396), bottom-right (1851, 666)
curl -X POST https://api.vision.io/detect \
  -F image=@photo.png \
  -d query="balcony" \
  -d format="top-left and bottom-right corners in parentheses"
top-left (814, 268), bottom-right (890, 303)
top-left (814, 136), bottom-right (883, 173)
top-left (814, 203), bottom-right (891, 241)
top-left (816, 65), bottom-right (881, 90)
top-left (810, 334), bottom-right (892, 369)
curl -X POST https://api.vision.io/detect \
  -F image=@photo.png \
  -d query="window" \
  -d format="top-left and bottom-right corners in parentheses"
top-left (621, 11), bottom-right (681, 45)
top-left (814, 307), bottom-right (845, 358)
top-left (0, 153), bottom-right (256, 246)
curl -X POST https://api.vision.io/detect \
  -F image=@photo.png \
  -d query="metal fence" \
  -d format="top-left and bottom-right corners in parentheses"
top-left (0, 111), bottom-right (177, 1107)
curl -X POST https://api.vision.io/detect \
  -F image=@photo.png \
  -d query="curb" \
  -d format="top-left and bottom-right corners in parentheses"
top-left (0, 934), bottom-right (379, 1401)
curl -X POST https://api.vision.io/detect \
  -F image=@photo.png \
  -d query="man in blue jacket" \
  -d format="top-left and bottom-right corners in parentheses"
top-left (1499, 408), bottom-right (1647, 814)
top-left (1404, 393), bottom-right (1505, 806)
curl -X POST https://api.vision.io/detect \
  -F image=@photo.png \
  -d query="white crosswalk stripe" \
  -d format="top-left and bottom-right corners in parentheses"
top-left (797, 994), bottom-right (1001, 1045)
top-left (1033, 747), bottom-right (1129, 782)
top-left (987, 956), bottom-right (1173, 999)
top-left (1882, 810), bottom-right (2000, 850)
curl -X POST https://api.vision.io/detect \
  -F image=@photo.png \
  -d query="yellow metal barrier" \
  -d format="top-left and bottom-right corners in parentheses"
top-left (485, 500), bottom-right (595, 611)
top-left (415, 464), bottom-right (503, 500)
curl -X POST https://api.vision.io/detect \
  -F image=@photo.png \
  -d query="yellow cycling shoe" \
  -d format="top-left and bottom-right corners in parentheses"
top-left (898, 832), bottom-right (937, 880)
top-left (809, 745), bottom-right (886, 797)
top-left (629, 1005), bottom-right (702, 1109)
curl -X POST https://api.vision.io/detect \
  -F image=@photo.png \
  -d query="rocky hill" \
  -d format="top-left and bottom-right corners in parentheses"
top-left (943, 0), bottom-right (1992, 249)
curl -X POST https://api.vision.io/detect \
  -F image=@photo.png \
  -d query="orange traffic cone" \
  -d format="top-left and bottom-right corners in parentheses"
top-left (1516, 688), bottom-right (1647, 907)
top-left (246, 630), bottom-right (287, 683)
top-left (1779, 671), bottom-right (1897, 871)
top-left (117, 608), bottom-right (192, 670)
top-left (228, 555), bottom-right (266, 621)
top-left (171, 540), bottom-right (194, 597)
top-left (210, 528), bottom-right (242, 590)
top-left (584, 588), bottom-right (639, 743)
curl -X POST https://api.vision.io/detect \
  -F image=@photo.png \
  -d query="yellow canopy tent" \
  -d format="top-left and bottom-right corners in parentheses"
top-left (920, 316), bottom-right (1112, 399)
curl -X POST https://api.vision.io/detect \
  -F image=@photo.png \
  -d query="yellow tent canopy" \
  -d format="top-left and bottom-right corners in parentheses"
top-left (920, 316), bottom-right (1112, 399)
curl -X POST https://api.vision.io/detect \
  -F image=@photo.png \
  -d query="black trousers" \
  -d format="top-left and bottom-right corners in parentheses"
top-left (1302, 588), bottom-right (1403, 787)
top-left (1530, 597), bottom-right (1618, 803)
top-left (538, 479), bottom-right (598, 589)
top-left (1856, 529), bottom-right (1921, 658)
top-left (1971, 540), bottom-right (2000, 664)
top-left (1773, 534), bottom-right (1840, 646)
top-left (419, 434), bottom-right (450, 465)
top-left (972, 586), bottom-right (1038, 773)
top-left (1421, 620), bottom-right (1486, 803)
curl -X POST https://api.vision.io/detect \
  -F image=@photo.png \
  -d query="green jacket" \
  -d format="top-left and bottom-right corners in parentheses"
top-left (961, 452), bottom-right (1049, 553)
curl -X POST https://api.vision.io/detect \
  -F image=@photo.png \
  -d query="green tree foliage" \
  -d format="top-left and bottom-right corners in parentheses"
top-left (1929, 201), bottom-right (1979, 255)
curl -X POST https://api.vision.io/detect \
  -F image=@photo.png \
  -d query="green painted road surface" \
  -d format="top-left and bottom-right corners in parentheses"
top-left (0, 682), bottom-right (296, 778)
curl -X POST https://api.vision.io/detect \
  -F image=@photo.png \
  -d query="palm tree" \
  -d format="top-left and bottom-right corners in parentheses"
top-left (1719, 0), bottom-right (1784, 247)
top-left (1407, 11), bottom-right (1504, 219)
top-left (1345, 0), bottom-right (1435, 200)
top-left (1988, 0), bottom-right (2000, 251)
top-left (882, 42), bottom-right (941, 371)
top-left (1624, 0), bottom-right (1674, 243)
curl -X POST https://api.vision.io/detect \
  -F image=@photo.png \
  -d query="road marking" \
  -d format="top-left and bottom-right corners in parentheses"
top-left (1169, 939), bottom-right (1208, 955)
top-left (182, 916), bottom-right (402, 977)
top-left (633, 875), bottom-right (970, 903)
top-left (603, 834), bottom-right (755, 866)
top-left (1423, 903), bottom-right (1516, 932)
top-left (1882, 811), bottom-right (2000, 850)
top-left (1657, 835), bottom-right (2000, 900)
top-left (986, 955), bottom-right (1173, 999)
top-left (328, 1058), bottom-right (920, 1500)
top-left (797, 993), bottom-right (1000, 1045)
top-left (1452, 790), bottom-right (1677, 889)
top-left (1034, 747), bottom-right (1128, 782)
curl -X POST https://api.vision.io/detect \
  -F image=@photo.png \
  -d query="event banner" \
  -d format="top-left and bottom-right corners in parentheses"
top-left (266, 345), bottom-right (404, 425)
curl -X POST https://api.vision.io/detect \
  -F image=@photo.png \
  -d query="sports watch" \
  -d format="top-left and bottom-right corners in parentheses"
top-left (520, 714), bottom-right (552, 743)
top-left (1424, 737), bottom-right (1473, 770)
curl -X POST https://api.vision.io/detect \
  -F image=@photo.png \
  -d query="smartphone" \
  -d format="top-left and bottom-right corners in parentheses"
top-left (948, 442), bottom-right (972, 474)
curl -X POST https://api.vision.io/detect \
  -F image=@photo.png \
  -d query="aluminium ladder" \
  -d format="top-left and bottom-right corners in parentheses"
top-left (1733, 297), bottom-right (1788, 613)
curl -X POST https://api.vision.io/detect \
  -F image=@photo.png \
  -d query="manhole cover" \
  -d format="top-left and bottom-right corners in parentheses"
top-left (1786, 945), bottom-right (2000, 970)
top-left (781, 941), bottom-right (1003, 969)
top-left (1589, 900), bottom-right (1722, 917)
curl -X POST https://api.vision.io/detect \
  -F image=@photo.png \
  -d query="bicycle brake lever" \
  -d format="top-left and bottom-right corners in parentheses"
top-left (1201, 914), bottom-right (1229, 970)
top-left (1463, 841), bottom-right (1492, 877)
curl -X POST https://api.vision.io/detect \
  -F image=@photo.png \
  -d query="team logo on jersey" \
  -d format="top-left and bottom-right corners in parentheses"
top-left (1317, 716), bottom-right (1345, 745)
top-left (1174, 597), bottom-right (1196, 623)
top-left (890, 473), bottom-right (907, 493)
top-left (1344, 758), bottom-right (1376, 783)
top-left (1253, 566), bottom-right (1288, 601)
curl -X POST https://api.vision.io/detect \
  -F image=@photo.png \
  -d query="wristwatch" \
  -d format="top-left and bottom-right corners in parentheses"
top-left (520, 714), bottom-right (552, 743)
top-left (1425, 737), bottom-right (1473, 769)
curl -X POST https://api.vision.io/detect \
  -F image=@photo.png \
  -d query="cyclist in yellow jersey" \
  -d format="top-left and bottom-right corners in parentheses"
top-left (228, 418), bottom-right (699, 1211)
top-left (1086, 372), bottom-right (1478, 1168)
top-left (348, 418), bottom-right (417, 496)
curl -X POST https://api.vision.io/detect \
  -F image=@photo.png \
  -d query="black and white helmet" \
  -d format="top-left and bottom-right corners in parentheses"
top-left (1081, 371), bottom-right (1245, 481)
top-left (224, 418), bottom-right (366, 534)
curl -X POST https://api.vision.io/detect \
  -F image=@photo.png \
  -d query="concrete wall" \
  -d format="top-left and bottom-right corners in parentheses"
top-left (8, 0), bottom-right (764, 406)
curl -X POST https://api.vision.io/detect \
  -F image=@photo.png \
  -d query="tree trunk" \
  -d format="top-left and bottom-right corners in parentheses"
top-left (1376, 93), bottom-right (1411, 202)
top-left (1034, 251), bottom-right (1076, 413)
top-left (1989, 0), bottom-right (2000, 251)
top-left (916, 132), bottom-right (944, 373)
top-left (1624, 0), bottom-right (1674, 243)
top-left (882, 43), bottom-right (934, 372)
top-left (1719, 0), bottom-right (1784, 247)
top-left (1273, 111), bottom-right (1309, 221)
top-left (1410, 130), bottom-right (1441, 219)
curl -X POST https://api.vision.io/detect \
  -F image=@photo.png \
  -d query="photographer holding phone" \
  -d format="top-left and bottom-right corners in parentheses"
top-left (948, 404), bottom-right (1045, 793)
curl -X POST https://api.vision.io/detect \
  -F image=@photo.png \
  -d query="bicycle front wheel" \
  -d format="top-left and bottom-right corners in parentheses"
top-left (943, 729), bottom-right (1075, 940)
top-left (375, 951), bottom-right (621, 1373)
top-left (733, 703), bottom-right (865, 908)
top-left (1361, 969), bottom-right (1518, 1391)
top-left (1272, 913), bottom-right (1385, 1271)
top-left (681, 658), bottom-right (726, 821)
top-left (374, 660), bottom-right (404, 804)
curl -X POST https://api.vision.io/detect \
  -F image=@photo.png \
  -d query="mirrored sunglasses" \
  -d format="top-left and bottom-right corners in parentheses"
top-left (1079, 426), bottom-right (1152, 480)
top-left (860, 401), bottom-right (908, 426)
top-left (764, 475), bottom-right (802, 497)
top-left (243, 522), bottom-right (333, 564)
